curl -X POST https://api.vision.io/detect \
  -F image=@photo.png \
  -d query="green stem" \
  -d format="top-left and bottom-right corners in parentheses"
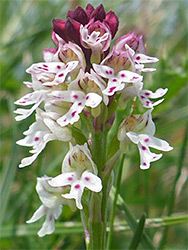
top-left (107, 154), bottom-right (125, 249)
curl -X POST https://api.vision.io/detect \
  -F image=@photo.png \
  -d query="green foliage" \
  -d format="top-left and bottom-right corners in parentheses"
top-left (0, 0), bottom-right (187, 249)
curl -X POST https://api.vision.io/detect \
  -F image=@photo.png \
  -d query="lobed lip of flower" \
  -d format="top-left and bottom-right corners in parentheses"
top-left (126, 132), bottom-right (173, 169)
top-left (93, 63), bottom-right (143, 96)
top-left (16, 109), bottom-right (72, 168)
top-left (48, 90), bottom-right (102, 127)
top-left (26, 176), bottom-right (76, 237)
top-left (48, 143), bottom-right (102, 210)
top-left (52, 4), bottom-right (119, 46)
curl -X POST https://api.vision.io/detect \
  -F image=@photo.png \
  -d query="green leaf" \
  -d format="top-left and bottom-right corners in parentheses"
top-left (129, 214), bottom-right (146, 250)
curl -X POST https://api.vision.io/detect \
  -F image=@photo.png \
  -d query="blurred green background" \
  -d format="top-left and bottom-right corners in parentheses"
top-left (0, 0), bottom-right (187, 249)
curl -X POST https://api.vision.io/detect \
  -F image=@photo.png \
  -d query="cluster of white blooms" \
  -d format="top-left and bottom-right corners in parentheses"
top-left (15, 4), bottom-right (172, 236)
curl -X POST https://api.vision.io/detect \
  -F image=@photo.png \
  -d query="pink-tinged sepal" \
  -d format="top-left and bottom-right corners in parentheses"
top-left (43, 48), bottom-right (58, 62)
top-left (104, 11), bottom-right (119, 38)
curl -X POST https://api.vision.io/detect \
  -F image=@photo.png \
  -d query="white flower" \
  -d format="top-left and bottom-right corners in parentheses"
top-left (119, 81), bottom-right (168, 109)
top-left (49, 170), bottom-right (102, 209)
top-left (27, 176), bottom-right (75, 237)
top-left (126, 132), bottom-right (173, 170)
top-left (118, 109), bottom-right (173, 169)
top-left (17, 109), bottom-right (72, 168)
top-left (48, 90), bottom-right (102, 127)
top-left (93, 63), bottom-right (143, 96)
top-left (125, 44), bottom-right (159, 73)
top-left (49, 143), bottom-right (102, 209)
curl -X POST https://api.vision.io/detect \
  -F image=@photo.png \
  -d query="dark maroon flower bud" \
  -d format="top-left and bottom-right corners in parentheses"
top-left (104, 11), bottom-right (119, 39)
top-left (90, 4), bottom-right (106, 22)
top-left (66, 10), bottom-right (73, 19)
top-left (85, 4), bottom-right (95, 18)
top-left (52, 19), bottom-right (68, 42)
top-left (72, 6), bottom-right (88, 25)
top-left (65, 17), bottom-right (81, 44)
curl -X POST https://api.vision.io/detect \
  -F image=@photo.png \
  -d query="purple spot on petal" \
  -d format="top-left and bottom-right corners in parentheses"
top-left (142, 146), bottom-right (147, 151)
top-left (105, 71), bottom-right (109, 75)
top-left (58, 73), bottom-right (64, 77)
top-left (72, 111), bottom-right (76, 117)
top-left (57, 65), bottom-right (61, 69)
top-left (86, 96), bottom-right (89, 100)
top-left (68, 177), bottom-right (73, 181)
top-left (66, 64), bottom-right (69, 68)
top-left (136, 56), bottom-right (141, 60)
top-left (85, 177), bottom-right (90, 181)
top-left (78, 102), bottom-right (82, 106)
top-left (109, 71), bottom-right (113, 75)
top-left (144, 138), bottom-right (149, 143)
top-left (145, 92), bottom-right (150, 96)
top-left (43, 64), bottom-right (48, 68)
top-left (75, 184), bottom-right (80, 189)
top-left (109, 87), bottom-right (116, 93)
top-left (140, 95), bottom-right (145, 99)
top-left (73, 95), bottom-right (78, 99)
top-left (121, 74), bottom-right (125, 77)
top-left (34, 137), bottom-right (40, 141)
top-left (112, 78), bottom-right (117, 82)
top-left (143, 162), bottom-right (147, 166)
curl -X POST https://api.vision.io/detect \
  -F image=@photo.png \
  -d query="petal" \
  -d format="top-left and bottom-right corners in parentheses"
top-left (49, 90), bottom-right (85, 103)
top-left (52, 19), bottom-right (68, 42)
top-left (81, 171), bottom-right (102, 192)
top-left (141, 68), bottom-right (156, 72)
top-left (139, 134), bottom-right (173, 152)
top-left (26, 205), bottom-right (47, 223)
top-left (85, 93), bottom-right (102, 108)
top-left (90, 4), bottom-right (105, 22)
top-left (72, 6), bottom-right (88, 25)
top-left (93, 64), bottom-right (114, 79)
top-left (134, 53), bottom-right (159, 63)
top-left (42, 115), bottom-right (72, 141)
top-left (117, 70), bottom-right (143, 83)
top-left (43, 48), bottom-right (58, 62)
top-left (141, 88), bottom-right (168, 99)
top-left (102, 82), bottom-right (125, 96)
top-left (137, 142), bottom-right (162, 170)
top-left (49, 172), bottom-right (77, 187)
top-left (38, 211), bottom-right (55, 237)
top-left (126, 132), bottom-right (139, 144)
top-left (62, 180), bottom-right (84, 209)
top-left (14, 90), bottom-right (45, 106)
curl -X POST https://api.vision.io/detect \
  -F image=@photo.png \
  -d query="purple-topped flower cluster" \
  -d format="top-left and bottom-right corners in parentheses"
top-left (15, 4), bottom-right (172, 238)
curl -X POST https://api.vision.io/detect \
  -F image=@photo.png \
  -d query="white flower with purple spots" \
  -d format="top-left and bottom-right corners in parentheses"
top-left (48, 90), bottom-right (102, 127)
top-left (119, 81), bottom-right (168, 109)
top-left (26, 61), bottom-right (79, 86)
top-left (118, 109), bottom-right (173, 169)
top-left (27, 176), bottom-right (75, 237)
top-left (17, 109), bottom-right (72, 168)
top-left (125, 44), bottom-right (159, 73)
top-left (126, 132), bottom-right (173, 169)
top-left (49, 170), bottom-right (102, 209)
top-left (93, 63), bottom-right (143, 96)
top-left (49, 143), bottom-right (102, 209)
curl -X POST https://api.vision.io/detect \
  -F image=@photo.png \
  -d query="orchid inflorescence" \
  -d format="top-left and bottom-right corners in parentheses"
top-left (15, 4), bottom-right (172, 239)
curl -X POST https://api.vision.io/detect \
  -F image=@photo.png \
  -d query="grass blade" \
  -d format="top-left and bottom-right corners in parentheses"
top-left (129, 214), bottom-right (146, 250)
